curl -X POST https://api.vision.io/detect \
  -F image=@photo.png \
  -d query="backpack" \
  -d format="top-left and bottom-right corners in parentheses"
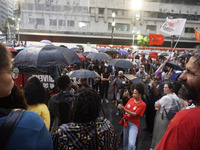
top-left (163, 97), bottom-right (181, 120)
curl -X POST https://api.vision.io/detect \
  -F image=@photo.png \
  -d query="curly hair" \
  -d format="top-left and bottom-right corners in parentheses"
top-left (72, 88), bottom-right (102, 123)
top-left (57, 75), bottom-right (71, 91)
top-left (133, 83), bottom-right (145, 96)
top-left (24, 77), bottom-right (46, 105)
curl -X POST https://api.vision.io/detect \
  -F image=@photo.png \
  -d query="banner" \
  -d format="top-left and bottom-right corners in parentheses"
top-left (149, 52), bottom-right (158, 59)
top-left (195, 28), bottom-right (200, 41)
top-left (160, 17), bottom-right (186, 35)
top-left (149, 34), bottom-right (164, 45)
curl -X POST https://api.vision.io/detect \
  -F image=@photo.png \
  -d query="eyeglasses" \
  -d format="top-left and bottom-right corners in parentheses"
top-left (0, 67), bottom-right (19, 79)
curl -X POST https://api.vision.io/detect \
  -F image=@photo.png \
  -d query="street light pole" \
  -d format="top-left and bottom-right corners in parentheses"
top-left (111, 12), bottom-right (115, 45)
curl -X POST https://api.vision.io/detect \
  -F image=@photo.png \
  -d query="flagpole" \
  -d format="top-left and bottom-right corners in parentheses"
top-left (170, 35), bottom-right (175, 51)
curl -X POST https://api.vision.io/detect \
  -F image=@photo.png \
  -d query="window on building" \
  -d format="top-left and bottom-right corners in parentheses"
top-left (99, 8), bottom-right (104, 14)
top-left (146, 25), bottom-right (156, 32)
top-left (59, 20), bottom-right (66, 26)
top-left (67, 20), bottom-right (74, 27)
top-left (50, 19), bottom-right (57, 26)
top-left (108, 23), bottom-right (130, 31)
top-left (112, 10), bottom-right (118, 15)
top-left (79, 21), bottom-right (90, 27)
top-left (36, 18), bottom-right (44, 25)
top-left (122, 10), bottom-right (129, 16)
top-left (185, 27), bottom-right (194, 33)
top-left (29, 18), bottom-right (36, 24)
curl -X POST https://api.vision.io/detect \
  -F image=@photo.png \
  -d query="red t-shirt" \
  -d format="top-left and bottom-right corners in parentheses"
top-left (155, 107), bottom-right (200, 150)
top-left (124, 98), bottom-right (146, 130)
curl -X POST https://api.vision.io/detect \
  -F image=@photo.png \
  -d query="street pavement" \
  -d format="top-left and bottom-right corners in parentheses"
top-left (101, 83), bottom-right (152, 150)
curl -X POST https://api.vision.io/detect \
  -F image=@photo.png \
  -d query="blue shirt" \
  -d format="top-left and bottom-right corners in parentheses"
top-left (0, 110), bottom-right (53, 150)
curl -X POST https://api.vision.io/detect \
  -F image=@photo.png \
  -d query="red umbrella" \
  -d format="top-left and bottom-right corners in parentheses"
top-left (76, 53), bottom-right (86, 61)
top-left (7, 47), bottom-right (18, 52)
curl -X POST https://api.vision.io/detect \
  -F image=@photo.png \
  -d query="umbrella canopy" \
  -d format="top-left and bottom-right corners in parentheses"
top-left (97, 48), bottom-right (106, 52)
top-left (14, 46), bottom-right (25, 51)
top-left (159, 52), bottom-right (169, 56)
top-left (86, 53), bottom-right (111, 60)
top-left (107, 59), bottom-right (134, 69)
top-left (165, 61), bottom-right (183, 71)
top-left (123, 74), bottom-right (149, 96)
top-left (118, 50), bottom-right (129, 55)
top-left (76, 45), bottom-right (83, 48)
top-left (178, 53), bottom-right (192, 59)
top-left (84, 47), bottom-right (98, 53)
top-left (13, 45), bottom-right (81, 73)
top-left (40, 40), bottom-right (53, 45)
top-left (70, 47), bottom-right (79, 52)
top-left (68, 69), bottom-right (100, 78)
top-left (104, 48), bottom-right (118, 54)
top-left (76, 53), bottom-right (86, 61)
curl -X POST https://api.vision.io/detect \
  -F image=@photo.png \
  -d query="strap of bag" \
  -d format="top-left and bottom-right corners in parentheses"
top-left (0, 109), bottom-right (25, 150)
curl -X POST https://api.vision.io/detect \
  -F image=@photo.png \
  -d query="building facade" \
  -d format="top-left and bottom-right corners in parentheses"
top-left (18, 0), bottom-right (200, 48)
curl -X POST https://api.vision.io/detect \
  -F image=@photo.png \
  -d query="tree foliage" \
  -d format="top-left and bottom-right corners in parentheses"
top-left (137, 35), bottom-right (149, 46)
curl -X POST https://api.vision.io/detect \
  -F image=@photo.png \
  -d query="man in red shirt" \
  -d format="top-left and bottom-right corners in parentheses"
top-left (155, 49), bottom-right (200, 150)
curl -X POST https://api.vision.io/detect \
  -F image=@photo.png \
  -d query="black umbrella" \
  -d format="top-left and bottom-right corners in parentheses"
top-left (107, 59), bottom-right (134, 69)
top-left (76, 45), bottom-right (83, 48)
top-left (123, 74), bottom-right (149, 96)
top-left (13, 45), bottom-right (81, 73)
top-left (86, 53), bottom-right (111, 60)
top-left (159, 52), bottom-right (169, 56)
top-left (165, 61), bottom-right (183, 71)
top-left (68, 69), bottom-right (100, 78)
top-left (69, 47), bottom-right (79, 52)
top-left (178, 53), bottom-right (192, 59)
top-left (104, 48), bottom-right (118, 54)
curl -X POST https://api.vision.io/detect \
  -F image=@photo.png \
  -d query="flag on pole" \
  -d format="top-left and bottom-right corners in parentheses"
top-left (160, 17), bottom-right (186, 35)
top-left (194, 28), bottom-right (200, 41)
top-left (149, 52), bottom-right (158, 59)
top-left (149, 34), bottom-right (164, 45)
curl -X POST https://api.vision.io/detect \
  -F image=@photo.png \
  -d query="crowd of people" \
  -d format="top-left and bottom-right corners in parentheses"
top-left (0, 41), bottom-right (200, 150)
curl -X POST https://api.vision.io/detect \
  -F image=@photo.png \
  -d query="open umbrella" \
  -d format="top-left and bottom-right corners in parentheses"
top-left (118, 50), bottom-right (129, 55)
top-left (159, 52), bottom-right (169, 56)
top-left (68, 69), bottom-right (100, 78)
top-left (13, 45), bottom-right (81, 73)
top-left (123, 74), bottom-right (149, 96)
top-left (40, 40), bottom-right (53, 45)
top-left (107, 59), bottom-right (134, 69)
top-left (70, 47), bottom-right (79, 52)
top-left (104, 48), bottom-right (118, 54)
top-left (165, 61), bottom-right (183, 71)
top-left (14, 46), bottom-right (25, 51)
top-left (97, 48), bottom-right (106, 52)
top-left (5, 42), bottom-right (14, 47)
top-left (86, 53), bottom-right (111, 60)
top-left (84, 47), bottom-right (98, 53)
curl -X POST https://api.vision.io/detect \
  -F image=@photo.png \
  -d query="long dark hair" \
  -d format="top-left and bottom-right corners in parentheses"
top-left (71, 88), bottom-right (102, 123)
top-left (0, 84), bottom-right (28, 109)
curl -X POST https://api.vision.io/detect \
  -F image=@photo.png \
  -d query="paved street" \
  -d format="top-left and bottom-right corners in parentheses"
top-left (101, 82), bottom-right (152, 150)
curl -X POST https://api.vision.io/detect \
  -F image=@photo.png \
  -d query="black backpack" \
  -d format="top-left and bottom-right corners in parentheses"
top-left (163, 98), bottom-right (181, 120)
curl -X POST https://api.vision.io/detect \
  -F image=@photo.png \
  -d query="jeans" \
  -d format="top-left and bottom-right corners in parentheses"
top-left (123, 121), bottom-right (138, 150)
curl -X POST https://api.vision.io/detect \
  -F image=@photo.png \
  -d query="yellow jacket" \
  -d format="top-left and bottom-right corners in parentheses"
top-left (28, 103), bottom-right (50, 130)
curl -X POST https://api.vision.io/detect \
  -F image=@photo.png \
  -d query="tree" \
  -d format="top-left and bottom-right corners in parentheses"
top-left (137, 35), bottom-right (149, 46)
top-left (2, 18), bottom-right (15, 42)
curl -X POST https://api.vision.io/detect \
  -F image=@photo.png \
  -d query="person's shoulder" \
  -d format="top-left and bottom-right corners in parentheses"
top-left (18, 110), bottom-right (46, 131)
top-left (172, 107), bottom-right (200, 125)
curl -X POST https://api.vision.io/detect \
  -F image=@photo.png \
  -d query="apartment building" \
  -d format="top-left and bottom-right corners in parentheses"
top-left (18, 0), bottom-right (200, 48)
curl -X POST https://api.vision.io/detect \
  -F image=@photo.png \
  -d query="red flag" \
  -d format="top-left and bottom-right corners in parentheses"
top-left (149, 34), bottom-right (164, 45)
top-left (195, 29), bottom-right (200, 42)
top-left (149, 52), bottom-right (158, 59)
